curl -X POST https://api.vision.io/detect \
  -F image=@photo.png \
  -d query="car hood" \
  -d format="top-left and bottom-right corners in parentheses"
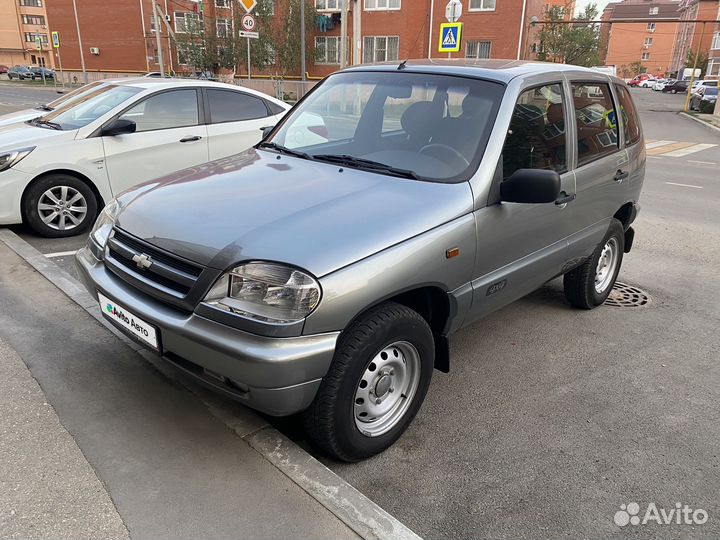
top-left (0, 108), bottom-right (42, 127)
top-left (115, 149), bottom-right (474, 277)
top-left (0, 122), bottom-right (74, 150)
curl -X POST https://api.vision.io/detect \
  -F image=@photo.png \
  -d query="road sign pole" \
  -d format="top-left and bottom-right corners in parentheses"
top-left (247, 37), bottom-right (251, 80)
top-left (153, 3), bottom-right (165, 78)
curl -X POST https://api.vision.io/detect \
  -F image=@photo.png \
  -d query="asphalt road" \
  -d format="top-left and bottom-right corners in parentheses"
top-left (1, 84), bottom-right (719, 539)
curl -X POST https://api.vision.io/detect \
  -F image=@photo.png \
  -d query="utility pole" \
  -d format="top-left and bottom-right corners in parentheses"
top-left (340, 0), bottom-right (348, 69)
top-left (352, 0), bottom-right (361, 64)
top-left (300, 0), bottom-right (306, 81)
top-left (153, 2), bottom-right (165, 77)
top-left (683, 21), bottom-right (705, 112)
top-left (71, 0), bottom-right (87, 83)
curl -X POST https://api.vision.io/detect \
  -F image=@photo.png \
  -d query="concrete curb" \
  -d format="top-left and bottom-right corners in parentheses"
top-left (679, 112), bottom-right (720, 134)
top-left (0, 228), bottom-right (423, 540)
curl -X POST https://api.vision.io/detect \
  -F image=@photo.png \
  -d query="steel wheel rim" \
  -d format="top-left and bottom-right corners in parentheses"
top-left (595, 237), bottom-right (619, 294)
top-left (37, 186), bottom-right (87, 231)
top-left (353, 341), bottom-right (421, 438)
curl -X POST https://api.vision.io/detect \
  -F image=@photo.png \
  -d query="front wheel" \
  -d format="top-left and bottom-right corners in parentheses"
top-left (303, 302), bottom-right (434, 462)
top-left (564, 219), bottom-right (625, 309)
top-left (23, 174), bottom-right (98, 237)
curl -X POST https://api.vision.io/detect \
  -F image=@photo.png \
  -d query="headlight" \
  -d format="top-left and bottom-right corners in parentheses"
top-left (89, 199), bottom-right (120, 249)
top-left (203, 262), bottom-right (321, 323)
top-left (0, 147), bottom-right (35, 172)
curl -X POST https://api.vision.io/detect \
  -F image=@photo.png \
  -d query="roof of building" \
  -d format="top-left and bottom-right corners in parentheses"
top-left (605, 0), bottom-right (681, 20)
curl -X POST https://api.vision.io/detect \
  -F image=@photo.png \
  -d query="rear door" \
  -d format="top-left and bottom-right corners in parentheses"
top-left (203, 88), bottom-right (285, 161)
top-left (102, 88), bottom-right (209, 195)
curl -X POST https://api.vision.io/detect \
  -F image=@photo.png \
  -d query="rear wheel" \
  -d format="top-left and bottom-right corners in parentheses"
top-left (564, 219), bottom-right (625, 309)
top-left (23, 174), bottom-right (97, 237)
top-left (303, 302), bottom-right (434, 462)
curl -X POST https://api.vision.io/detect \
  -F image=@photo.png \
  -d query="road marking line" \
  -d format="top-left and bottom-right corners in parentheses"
top-left (688, 160), bottom-right (717, 165)
top-left (646, 142), bottom-right (696, 156)
top-left (665, 182), bottom-right (703, 189)
top-left (662, 143), bottom-right (717, 158)
top-left (45, 250), bottom-right (77, 258)
top-left (645, 140), bottom-right (675, 149)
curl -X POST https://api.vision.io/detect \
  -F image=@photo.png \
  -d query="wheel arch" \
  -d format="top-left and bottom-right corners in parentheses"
top-left (613, 202), bottom-right (636, 231)
top-left (20, 169), bottom-right (106, 223)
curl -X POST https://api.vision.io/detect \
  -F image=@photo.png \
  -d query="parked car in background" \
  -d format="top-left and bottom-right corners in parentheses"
top-left (75, 61), bottom-right (645, 461)
top-left (0, 65), bottom-right (9, 74)
top-left (690, 86), bottom-right (718, 112)
top-left (637, 77), bottom-right (657, 88)
top-left (652, 79), bottom-right (672, 91)
top-left (7, 66), bottom-right (35, 80)
top-left (662, 80), bottom-right (688, 94)
top-left (30, 67), bottom-right (55, 79)
top-left (0, 78), bottom-right (289, 236)
top-left (691, 80), bottom-right (718, 96)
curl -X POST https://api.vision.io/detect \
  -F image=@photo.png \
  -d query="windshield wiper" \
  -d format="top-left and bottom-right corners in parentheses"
top-left (35, 104), bottom-right (53, 112)
top-left (313, 154), bottom-right (419, 180)
top-left (257, 141), bottom-right (312, 161)
top-left (27, 118), bottom-right (62, 130)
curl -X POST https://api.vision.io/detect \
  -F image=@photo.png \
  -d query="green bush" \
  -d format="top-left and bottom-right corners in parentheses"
top-left (699, 99), bottom-right (716, 114)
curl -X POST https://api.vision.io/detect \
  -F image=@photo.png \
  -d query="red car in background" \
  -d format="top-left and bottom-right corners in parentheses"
top-left (0, 65), bottom-right (9, 74)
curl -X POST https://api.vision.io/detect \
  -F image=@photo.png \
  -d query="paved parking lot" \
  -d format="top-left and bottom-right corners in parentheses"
top-left (1, 84), bottom-right (719, 538)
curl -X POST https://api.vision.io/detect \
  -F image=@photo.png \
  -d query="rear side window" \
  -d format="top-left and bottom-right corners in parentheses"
top-left (265, 100), bottom-right (286, 115)
top-left (614, 85), bottom-right (641, 146)
top-left (206, 89), bottom-right (270, 123)
top-left (502, 83), bottom-right (567, 179)
top-left (571, 82), bottom-right (619, 167)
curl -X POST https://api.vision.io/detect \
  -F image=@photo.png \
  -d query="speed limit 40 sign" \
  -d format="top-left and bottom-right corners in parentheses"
top-left (241, 14), bottom-right (256, 31)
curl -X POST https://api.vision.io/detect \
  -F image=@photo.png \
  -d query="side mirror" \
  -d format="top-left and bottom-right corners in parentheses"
top-left (260, 125), bottom-right (276, 140)
top-left (101, 118), bottom-right (136, 137)
top-left (500, 169), bottom-right (561, 204)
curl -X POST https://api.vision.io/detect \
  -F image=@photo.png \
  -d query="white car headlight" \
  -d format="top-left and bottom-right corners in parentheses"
top-left (0, 147), bottom-right (35, 172)
top-left (203, 262), bottom-right (321, 323)
top-left (90, 199), bottom-right (120, 249)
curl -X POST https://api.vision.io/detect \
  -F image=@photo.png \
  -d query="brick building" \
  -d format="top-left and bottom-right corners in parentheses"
top-left (0, 0), bottom-right (54, 69)
top-left (602, 0), bottom-right (681, 77)
top-left (44, 0), bottom-right (569, 80)
top-left (670, 0), bottom-right (719, 77)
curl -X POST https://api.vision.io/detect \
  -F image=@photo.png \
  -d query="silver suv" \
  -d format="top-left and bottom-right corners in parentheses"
top-left (76, 60), bottom-right (644, 461)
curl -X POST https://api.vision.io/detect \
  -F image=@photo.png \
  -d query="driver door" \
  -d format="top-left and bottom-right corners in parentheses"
top-left (102, 88), bottom-right (209, 196)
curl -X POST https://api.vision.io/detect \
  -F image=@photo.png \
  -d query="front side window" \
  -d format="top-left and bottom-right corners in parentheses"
top-left (39, 85), bottom-right (143, 131)
top-left (466, 40), bottom-right (491, 59)
top-left (269, 71), bottom-right (504, 183)
top-left (572, 82), bottom-right (618, 167)
top-left (206, 89), bottom-right (269, 123)
top-left (119, 90), bottom-right (199, 132)
top-left (469, 0), bottom-right (495, 11)
top-left (502, 84), bottom-right (567, 179)
top-left (614, 85), bottom-right (641, 146)
top-left (365, 0), bottom-right (401, 9)
top-left (363, 36), bottom-right (400, 63)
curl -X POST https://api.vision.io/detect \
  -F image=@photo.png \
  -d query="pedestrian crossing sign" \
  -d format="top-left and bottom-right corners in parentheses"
top-left (439, 22), bottom-right (462, 53)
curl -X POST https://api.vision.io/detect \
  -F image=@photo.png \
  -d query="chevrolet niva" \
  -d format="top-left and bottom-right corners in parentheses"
top-left (76, 60), bottom-right (644, 461)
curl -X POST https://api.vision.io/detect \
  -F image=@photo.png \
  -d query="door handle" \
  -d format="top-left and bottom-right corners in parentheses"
top-left (614, 169), bottom-right (629, 182)
top-left (555, 191), bottom-right (576, 206)
top-left (179, 136), bottom-right (202, 143)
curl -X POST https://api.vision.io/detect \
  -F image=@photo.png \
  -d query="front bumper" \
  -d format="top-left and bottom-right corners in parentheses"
top-left (75, 246), bottom-right (339, 416)
top-left (0, 168), bottom-right (32, 225)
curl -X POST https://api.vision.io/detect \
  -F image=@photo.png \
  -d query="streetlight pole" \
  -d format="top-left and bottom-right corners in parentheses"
top-left (71, 0), bottom-right (87, 83)
top-left (683, 21), bottom-right (705, 112)
top-left (153, 2), bottom-right (165, 77)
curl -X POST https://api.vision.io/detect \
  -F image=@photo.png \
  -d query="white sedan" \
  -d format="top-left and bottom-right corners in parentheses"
top-left (0, 78), bottom-right (289, 236)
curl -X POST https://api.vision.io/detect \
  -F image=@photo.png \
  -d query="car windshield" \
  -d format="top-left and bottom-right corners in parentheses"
top-left (267, 71), bottom-right (504, 183)
top-left (44, 81), bottom-right (105, 110)
top-left (36, 84), bottom-right (142, 130)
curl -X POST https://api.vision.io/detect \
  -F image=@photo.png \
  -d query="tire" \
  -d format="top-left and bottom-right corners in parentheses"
top-left (23, 174), bottom-right (98, 238)
top-left (671, 89), bottom-right (677, 94)
top-left (563, 218), bottom-right (625, 309)
top-left (303, 302), bottom-right (434, 462)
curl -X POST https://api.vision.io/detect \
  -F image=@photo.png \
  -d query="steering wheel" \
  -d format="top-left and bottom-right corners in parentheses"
top-left (419, 144), bottom-right (470, 167)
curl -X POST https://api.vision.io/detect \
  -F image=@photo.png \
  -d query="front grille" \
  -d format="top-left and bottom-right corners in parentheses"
top-left (105, 228), bottom-right (204, 297)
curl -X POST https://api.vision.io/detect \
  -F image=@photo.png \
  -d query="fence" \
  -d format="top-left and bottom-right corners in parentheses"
top-left (235, 78), bottom-right (318, 103)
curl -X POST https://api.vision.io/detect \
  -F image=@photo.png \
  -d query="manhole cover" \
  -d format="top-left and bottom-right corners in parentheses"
top-left (605, 282), bottom-right (651, 308)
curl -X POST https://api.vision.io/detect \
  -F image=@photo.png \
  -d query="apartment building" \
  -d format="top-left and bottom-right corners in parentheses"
top-left (0, 0), bottom-right (53, 69)
top-left (603, 0), bottom-right (681, 76)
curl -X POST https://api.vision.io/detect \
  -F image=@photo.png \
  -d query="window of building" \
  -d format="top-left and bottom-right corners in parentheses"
top-left (707, 59), bottom-right (720, 77)
top-left (22, 14), bottom-right (45, 25)
top-left (120, 90), bottom-right (199, 132)
top-left (19, 0), bottom-right (42, 6)
top-left (466, 40), bottom-right (491, 59)
top-left (24, 32), bottom-right (48, 44)
top-left (469, 0), bottom-right (495, 11)
top-left (207, 89), bottom-right (270, 123)
top-left (365, 0), bottom-right (400, 9)
top-left (712, 32), bottom-right (720, 50)
top-left (216, 19), bottom-right (231, 37)
top-left (644, 37), bottom-right (653, 47)
top-left (315, 36), bottom-right (346, 64)
top-left (174, 12), bottom-right (203, 33)
top-left (614, 85), bottom-right (641, 147)
top-left (215, 0), bottom-right (230, 6)
top-left (647, 22), bottom-right (655, 32)
top-left (316, 0), bottom-right (340, 10)
top-left (649, 6), bottom-right (658, 14)
top-left (571, 82), bottom-right (618, 167)
top-left (641, 52), bottom-right (650, 60)
top-left (363, 36), bottom-right (400, 62)
top-left (502, 83), bottom-right (567, 178)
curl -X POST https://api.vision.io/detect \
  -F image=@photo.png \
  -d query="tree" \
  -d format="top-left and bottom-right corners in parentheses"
top-left (619, 61), bottom-right (646, 77)
top-left (686, 49), bottom-right (708, 78)
top-left (537, 2), bottom-right (601, 67)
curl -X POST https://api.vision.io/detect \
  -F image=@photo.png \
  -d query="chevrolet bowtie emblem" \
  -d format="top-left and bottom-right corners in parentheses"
top-left (132, 253), bottom-right (153, 270)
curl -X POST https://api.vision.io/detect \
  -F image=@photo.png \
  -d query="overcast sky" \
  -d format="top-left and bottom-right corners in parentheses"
top-left (575, 0), bottom-right (615, 17)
